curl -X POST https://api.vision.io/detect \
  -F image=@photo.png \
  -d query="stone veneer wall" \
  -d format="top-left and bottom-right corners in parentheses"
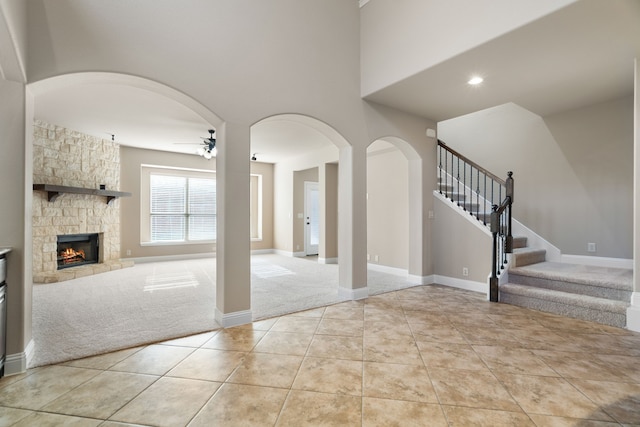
top-left (32, 120), bottom-right (128, 283)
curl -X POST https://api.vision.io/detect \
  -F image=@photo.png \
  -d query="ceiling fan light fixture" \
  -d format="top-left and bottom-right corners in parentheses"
top-left (203, 150), bottom-right (213, 160)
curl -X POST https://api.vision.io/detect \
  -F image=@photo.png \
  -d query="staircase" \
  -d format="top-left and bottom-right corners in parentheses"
top-left (437, 140), bottom-right (633, 329)
top-left (500, 238), bottom-right (632, 328)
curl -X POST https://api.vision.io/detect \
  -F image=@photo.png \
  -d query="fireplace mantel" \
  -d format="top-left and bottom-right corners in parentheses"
top-left (33, 184), bottom-right (132, 205)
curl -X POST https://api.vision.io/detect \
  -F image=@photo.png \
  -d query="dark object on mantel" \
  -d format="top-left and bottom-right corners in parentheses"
top-left (33, 184), bottom-right (132, 205)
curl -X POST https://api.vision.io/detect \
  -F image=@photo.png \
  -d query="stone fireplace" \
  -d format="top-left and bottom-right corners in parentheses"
top-left (32, 121), bottom-right (133, 283)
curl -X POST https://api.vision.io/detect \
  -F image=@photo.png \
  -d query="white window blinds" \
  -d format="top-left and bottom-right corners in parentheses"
top-left (150, 174), bottom-right (216, 242)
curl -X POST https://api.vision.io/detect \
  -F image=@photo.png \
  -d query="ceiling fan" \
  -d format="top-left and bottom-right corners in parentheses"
top-left (174, 129), bottom-right (216, 159)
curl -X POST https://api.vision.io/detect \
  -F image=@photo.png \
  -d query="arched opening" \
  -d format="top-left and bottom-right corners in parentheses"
top-left (27, 72), bottom-right (224, 367)
top-left (249, 114), bottom-right (350, 319)
top-left (366, 136), bottom-right (423, 294)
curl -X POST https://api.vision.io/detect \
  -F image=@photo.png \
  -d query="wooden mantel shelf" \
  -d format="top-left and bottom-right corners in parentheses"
top-left (33, 184), bottom-right (132, 205)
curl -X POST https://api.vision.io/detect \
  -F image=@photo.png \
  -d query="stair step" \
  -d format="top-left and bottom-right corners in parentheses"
top-left (509, 262), bottom-right (632, 302)
top-left (500, 283), bottom-right (629, 328)
top-left (512, 236), bottom-right (528, 249)
top-left (512, 248), bottom-right (546, 267)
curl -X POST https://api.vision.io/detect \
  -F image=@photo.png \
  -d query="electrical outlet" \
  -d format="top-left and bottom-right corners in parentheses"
top-left (428, 210), bottom-right (434, 219)
top-left (126, 249), bottom-right (131, 256)
top-left (374, 255), bottom-right (379, 263)
top-left (587, 242), bottom-right (596, 252)
top-left (462, 267), bottom-right (469, 277)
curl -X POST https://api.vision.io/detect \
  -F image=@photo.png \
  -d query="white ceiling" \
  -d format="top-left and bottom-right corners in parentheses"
top-left (33, 0), bottom-right (640, 162)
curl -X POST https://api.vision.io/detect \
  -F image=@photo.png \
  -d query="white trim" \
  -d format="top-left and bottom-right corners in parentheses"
top-left (5, 339), bottom-right (34, 375)
top-left (408, 274), bottom-right (435, 285)
top-left (251, 249), bottom-right (274, 255)
top-left (338, 286), bottom-right (369, 300)
top-left (561, 254), bottom-right (633, 269)
top-left (318, 257), bottom-right (338, 264)
top-left (127, 252), bottom-right (215, 264)
top-left (292, 251), bottom-right (307, 258)
top-left (215, 309), bottom-right (253, 328)
top-left (433, 274), bottom-right (486, 294)
top-left (367, 263), bottom-right (407, 277)
top-left (627, 293), bottom-right (640, 332)
top-left (273, 249), bottom-right (306, 258)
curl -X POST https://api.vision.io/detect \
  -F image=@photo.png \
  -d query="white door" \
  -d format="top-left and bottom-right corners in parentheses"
top-left (304, 181), bottom-right (319, 256)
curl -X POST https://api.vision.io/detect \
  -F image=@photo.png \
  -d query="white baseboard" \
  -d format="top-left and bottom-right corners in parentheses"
top-left (318, 257), bottom-right (338, 264)
top-left (273, 249), bottom-right (307, 258)
top-left (561, 254), bottom-right (633, 269)
top-left (128, 252), bottom-right (216, 264)
top-left (338, 286), bottom-right (369, 300)
top-left (251, 249), bottom-right (274, 255)
top-left (367, 263), bottom-right (407, 276)
top-left (215, 309), bottom-right (253, 328)
top-left (407, 274), bottom-right (435, 285)
top-left (433, 274), bottom-right (487, 294)
top-left (627, 293), bottom-right (640, 332)
top-left (5, 339), bottom-right (34, 375)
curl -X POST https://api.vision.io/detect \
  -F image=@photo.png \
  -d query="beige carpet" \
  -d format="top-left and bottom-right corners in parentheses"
top-left (31, 254), bottom-right (419, 367)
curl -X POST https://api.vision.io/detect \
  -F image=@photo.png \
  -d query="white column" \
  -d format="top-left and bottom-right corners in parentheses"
top-left (338, 145), bottom-right (368, 299)
top-left (215, 121), bottom-right (252, 327)
top-left (319, 163), bottom-right (338, 264)
top-left (628, 58), bottom-right (640, 332)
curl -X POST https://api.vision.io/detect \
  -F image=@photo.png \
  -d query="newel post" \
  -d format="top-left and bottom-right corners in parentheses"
top-left (505, 171), bottom-right (514, 253)
top-left (489, 204), bottom-right (499, 302)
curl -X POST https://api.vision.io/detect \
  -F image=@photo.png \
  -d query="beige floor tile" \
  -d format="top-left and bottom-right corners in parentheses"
top-left (166, 348), bottom-right (246, 382)
top-left (316, 318), bottom-right (364, 337)
top-left (473, 345), bottom-right (558, 376)
top-left (109, 344), bottom-right (194, 375)
top-left (235, 317), bottom-right (278, 331)
top-left (418, 341), bottom-right (487, 370)
top-left (270, 317), bottom-right (321, 334)
top-left (159, 330), bottom-right (219, 347)
top-left (292, 357), bottom-right (362, 396)
top-left (63, 347), bottom-right (143, 370)
top-left (363, 308), bottom-right (406, 323)
top-left (276, 390), bottom-right (361, 426)
top-left (410, 323), bottom-right (468, 345)
top-left (533, 350), bottom-right (628, 381)
top-left (364, 336), bottom-right (423, 365)
top-left (363, 362), bottom-right (438, 403)
top-left (498, 373), bottom-right (614, 421)
top-left (287, 306), bottom-right (326, 318)
top-left (227, 352), bottom-right (303, 388)
top-left (364, 320), bottom-right (413, 340)
top-left (569, 378), bottom-right (640, 424)
top-left (442, 405), bottom-right (534, 427)
top-left (252, 331), bottom-right (314, 355)
top-left (0, 365), bottom-right (101, 410)
top-left (10, 412), bottom-right (102, 426)
top-left (527, 413), bottom-right (622, 426)
top-left (429, 367), bottom-right (520, 411)
top-left (404, 311), bottom-right (452, 326)
top-left (190, 383), bottom-right (288, 427)
top-left (202, 328), bottom-right (266, 351)
top-left (323, 305), bottom-right (364, 320)
top-left (109, 377), bottom-right (220, 426)
top-left (41, 371), bottom-right (158, 419)
top-left (456, 326), bottom-right (523, 347)
top-left (0, 406), bottom-right (33, 426)
top-left (306, 334), bottom-right (363, 360)
top-left (594, 354), bottom-right (640, 382)
top-left (362, 397), bottom-right (447, 427)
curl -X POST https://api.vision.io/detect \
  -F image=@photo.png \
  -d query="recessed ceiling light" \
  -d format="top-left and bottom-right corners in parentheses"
top-left (468, 76), bottom-right (484, 85)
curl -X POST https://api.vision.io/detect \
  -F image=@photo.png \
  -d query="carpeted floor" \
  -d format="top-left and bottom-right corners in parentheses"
top-left (31, 254), bottom-right (419, 367)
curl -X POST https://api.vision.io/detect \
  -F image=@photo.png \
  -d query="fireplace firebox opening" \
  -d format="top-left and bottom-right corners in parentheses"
top-left (57, 233), bottom-right (100, 270)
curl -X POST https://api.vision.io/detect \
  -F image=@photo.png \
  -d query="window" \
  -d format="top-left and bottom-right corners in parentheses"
top-left (147, 171), bottom-right (216, 243)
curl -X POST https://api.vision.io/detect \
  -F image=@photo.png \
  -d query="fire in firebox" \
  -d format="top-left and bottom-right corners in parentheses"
top-left (59, 248), bottom-right (86, 265)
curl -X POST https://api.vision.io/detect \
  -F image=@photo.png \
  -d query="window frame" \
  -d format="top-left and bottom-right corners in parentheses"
top-left (141, 165), bottom-right (216, 246)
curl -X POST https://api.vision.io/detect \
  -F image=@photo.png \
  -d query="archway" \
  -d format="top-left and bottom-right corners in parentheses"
top-left (249, 114), bottom-right (351, 319)
top-left (366, 136), bottom-right (424, 294)
top-left (27, 72), bottom-right (224, 366)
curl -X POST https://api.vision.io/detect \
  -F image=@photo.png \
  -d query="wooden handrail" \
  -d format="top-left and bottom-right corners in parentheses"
top-left (438, 140), bottom-right (506, 185)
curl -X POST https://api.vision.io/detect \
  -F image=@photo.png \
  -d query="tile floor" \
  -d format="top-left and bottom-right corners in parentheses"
top-left (1, 285), bottom-right (640, 426)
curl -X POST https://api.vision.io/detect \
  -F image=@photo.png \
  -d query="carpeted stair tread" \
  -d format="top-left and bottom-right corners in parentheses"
top-left (512, 248), bottom-right (546, 267)
top-left (509, 261), bottom-right (632, 291)
top-left (512, 236), bottom-right (527, 249)
top-left (500, 283), bottom-right (628, 327)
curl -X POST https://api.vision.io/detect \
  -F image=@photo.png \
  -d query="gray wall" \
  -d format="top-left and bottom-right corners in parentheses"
top-left (438, 97), bottom-right (633, 259)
